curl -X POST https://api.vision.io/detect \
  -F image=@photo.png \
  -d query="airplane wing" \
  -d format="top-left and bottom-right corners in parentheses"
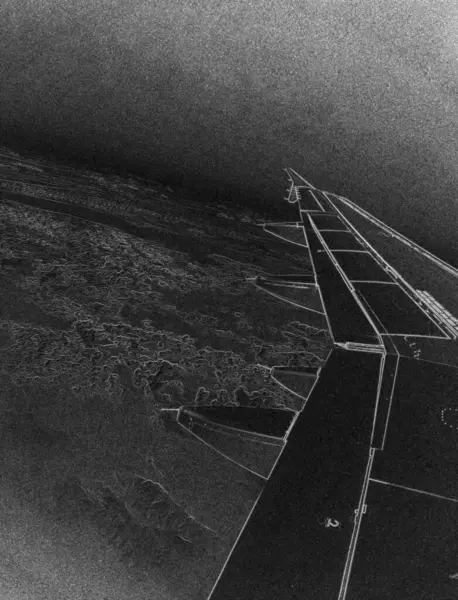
top-left (162, 169), bottom-right (458, 600)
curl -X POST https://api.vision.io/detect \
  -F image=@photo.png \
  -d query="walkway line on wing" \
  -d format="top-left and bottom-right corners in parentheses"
top-left (338, 448), bottom-right (376, 600)
top-left (369, 478), bottom-right (458, 503)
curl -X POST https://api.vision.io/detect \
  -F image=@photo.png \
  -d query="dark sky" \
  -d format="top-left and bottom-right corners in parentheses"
top-left (1, 0), bottom-right (458, 264)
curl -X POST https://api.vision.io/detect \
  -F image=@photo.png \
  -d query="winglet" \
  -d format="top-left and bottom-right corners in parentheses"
top-left (284, 167), bottom-right (316, 189)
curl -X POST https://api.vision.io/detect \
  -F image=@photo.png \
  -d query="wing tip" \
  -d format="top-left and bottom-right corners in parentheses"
top-left (284, 167), bottom-right (316, 189)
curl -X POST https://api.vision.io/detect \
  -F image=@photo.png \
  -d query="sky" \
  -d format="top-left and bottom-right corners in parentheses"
top-left (1, 0), bottom-right (458, 264)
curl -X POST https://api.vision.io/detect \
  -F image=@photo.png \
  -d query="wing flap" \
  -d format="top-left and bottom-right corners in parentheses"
top-left (208, 349), bottom-right (382, 600)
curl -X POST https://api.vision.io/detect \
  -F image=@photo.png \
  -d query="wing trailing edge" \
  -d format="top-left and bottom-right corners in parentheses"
top-left (262, 222), bottom-right (307, 247)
